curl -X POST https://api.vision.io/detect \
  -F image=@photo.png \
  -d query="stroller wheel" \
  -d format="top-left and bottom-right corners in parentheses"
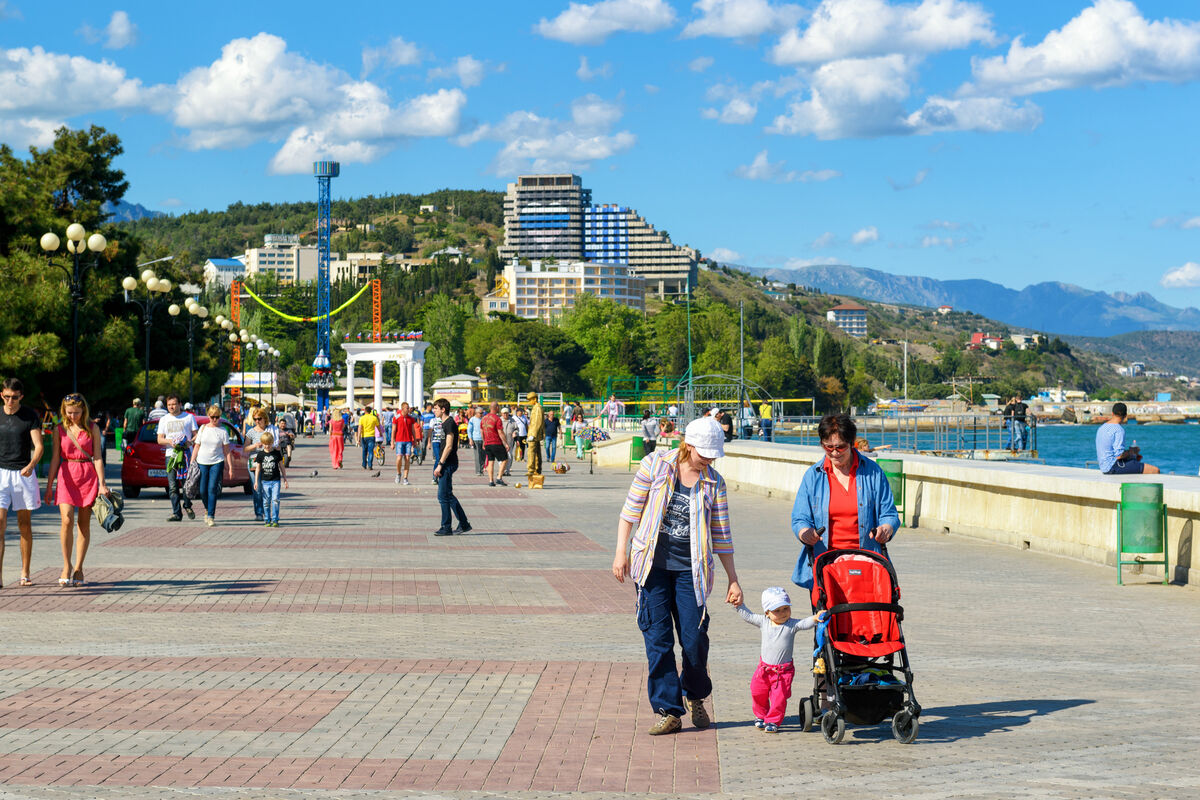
top-left (800, 697), bottom-right (815, 732)
top-left (891, 709), bottom-right (919, 744)
top-left (820, 712), bottom-right (846, 744)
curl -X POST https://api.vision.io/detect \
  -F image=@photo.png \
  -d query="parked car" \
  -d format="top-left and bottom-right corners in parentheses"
top-left (120, 416), bottom-right (252, 498)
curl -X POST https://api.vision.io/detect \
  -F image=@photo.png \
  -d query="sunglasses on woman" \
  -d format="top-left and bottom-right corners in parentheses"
top-left (63, 393), bottom-right (84, 402)
top-left (822, 442), bottom-right (849, 453)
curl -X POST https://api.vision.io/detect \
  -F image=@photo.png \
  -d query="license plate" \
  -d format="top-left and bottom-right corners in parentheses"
top-left (147, 469), bottom-right (167, 477)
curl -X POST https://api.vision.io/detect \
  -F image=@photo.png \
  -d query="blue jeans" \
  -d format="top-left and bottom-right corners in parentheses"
top-left (252, 480), bottom-right (264, 519)
top-left (362, 437), bottom-right (375, 469)
top-left (1007, 421), bottom-right (1027, 450)
top-left (384, 424), bottom-right (392, 446)
top-left (431, 441), bottom-right (442, 475)
top-left (545, 438), bottom-right (557, 462)
top-left (741, 424), bottom-right (753, 440)
top-left (637, 568), bottom-right (711, 717)
top-left (436, 463), bottom-right (467, 531)
top-left (167, 455), bottom-right (193, 517)
top-left (260, 480), bottom-right (281, 523)
top-left (761, 419), bottom-right (773, 442)
top-left (197, 462), bottom-right (223, 518)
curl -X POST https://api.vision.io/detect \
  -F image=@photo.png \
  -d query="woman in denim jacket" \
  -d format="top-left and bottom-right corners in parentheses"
top-left (790, 414), bottom-right (901, 590)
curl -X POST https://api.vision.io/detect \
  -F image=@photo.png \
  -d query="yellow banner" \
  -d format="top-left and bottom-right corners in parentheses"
top-left (241, 282), bottom-right (372, 323)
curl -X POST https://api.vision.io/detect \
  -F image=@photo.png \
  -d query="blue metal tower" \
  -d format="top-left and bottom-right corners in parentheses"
top-left (311, 160), bottom-right (339, 413)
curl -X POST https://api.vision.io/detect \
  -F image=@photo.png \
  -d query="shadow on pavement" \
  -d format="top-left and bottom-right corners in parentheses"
top-left (72, 579), bottom-right (276, 596)
top-left (886, 698), bottom-right (1095, 743)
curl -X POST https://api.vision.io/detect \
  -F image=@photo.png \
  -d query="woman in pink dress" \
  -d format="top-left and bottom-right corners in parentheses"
top-left (329, 411), bottom-right (345, 468)
top-left (44, 393), bottom-right (110, 587)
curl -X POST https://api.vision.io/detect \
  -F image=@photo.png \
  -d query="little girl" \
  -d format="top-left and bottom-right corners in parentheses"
top-left (735, 587), bottom-right (823, 732)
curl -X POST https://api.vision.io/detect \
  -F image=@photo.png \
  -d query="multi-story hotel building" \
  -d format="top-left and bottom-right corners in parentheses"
top-left (826, 301), bottom-right (869, 338)
top-left (242, 234), bottom-right (317, 286)
top-left (487, 260), bottom-right (644, 322)
top-left (499, 174), bottom-right (591, 263)
top-left (502, 175), bottom-right (697, 297)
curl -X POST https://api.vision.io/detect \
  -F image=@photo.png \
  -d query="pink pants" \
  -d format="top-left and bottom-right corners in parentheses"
top-left (751, 660), bottom-right (795, 725)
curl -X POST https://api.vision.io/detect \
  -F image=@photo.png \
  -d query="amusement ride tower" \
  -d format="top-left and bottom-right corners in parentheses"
top-left (309, 160), bottom-right (339, 412)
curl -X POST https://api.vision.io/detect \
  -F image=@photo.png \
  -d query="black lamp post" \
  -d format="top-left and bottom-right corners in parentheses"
top-left (122, 267), bottom-right (176, 406)
top-left (169, 297), bottom-right (209, 406)
top-left (40, 223), bottom-right (110, 392)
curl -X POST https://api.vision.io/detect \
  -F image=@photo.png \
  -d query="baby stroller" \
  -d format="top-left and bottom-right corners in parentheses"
top-left (799, 547), bottom-right (921, 744)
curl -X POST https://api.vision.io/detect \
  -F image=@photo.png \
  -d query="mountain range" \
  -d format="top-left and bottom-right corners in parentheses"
top-left (738, 264), bottom-right (1200, 337)
top-left (103, 199), bottom-right (164, 222)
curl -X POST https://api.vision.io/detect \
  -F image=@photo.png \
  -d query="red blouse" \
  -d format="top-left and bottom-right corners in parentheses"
top-left (825, 452), bottom-right (860, 551)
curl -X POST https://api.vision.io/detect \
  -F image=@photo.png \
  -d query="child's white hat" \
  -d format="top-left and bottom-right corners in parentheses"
top-left (761, 586), bottom-right (791, 612)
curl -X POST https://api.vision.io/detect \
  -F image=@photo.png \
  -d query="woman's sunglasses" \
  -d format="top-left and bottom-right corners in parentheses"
top-left (822, 442), bottom-right (849, 453)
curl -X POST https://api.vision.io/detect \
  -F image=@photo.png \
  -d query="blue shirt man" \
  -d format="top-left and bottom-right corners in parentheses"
top-left (1095, 402), bottom-right (1159, 475)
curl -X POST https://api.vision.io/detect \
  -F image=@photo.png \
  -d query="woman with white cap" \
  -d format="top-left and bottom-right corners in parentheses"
top-left (613, 416), bottom-right (743, 736)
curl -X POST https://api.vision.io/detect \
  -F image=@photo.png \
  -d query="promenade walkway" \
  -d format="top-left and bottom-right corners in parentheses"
top-left (0, 438), bottom-right (1195, 799)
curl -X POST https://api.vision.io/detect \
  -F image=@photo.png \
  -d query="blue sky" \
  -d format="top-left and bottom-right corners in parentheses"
top-left (3, 0), bottom-right (1200, 307)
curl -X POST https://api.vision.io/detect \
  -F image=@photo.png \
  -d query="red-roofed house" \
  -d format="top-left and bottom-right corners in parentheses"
top-left (826, 301), bottom-right (868, 338)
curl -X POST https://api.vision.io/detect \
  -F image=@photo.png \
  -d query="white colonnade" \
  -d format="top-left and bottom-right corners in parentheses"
top-left (341, 341), bottom-right (429, 411)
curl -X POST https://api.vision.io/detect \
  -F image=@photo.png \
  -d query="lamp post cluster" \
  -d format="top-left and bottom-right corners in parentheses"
top-left (39, 223), bottom-right (108, 392)
top-left (234, 329), bottom-right (280, 413)
top-left (121, 263), bottom-right (177, 407)
top-left (168, 296), bottom-right (210, 406)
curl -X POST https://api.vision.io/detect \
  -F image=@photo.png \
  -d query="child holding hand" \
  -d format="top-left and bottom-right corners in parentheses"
top-left (735, 586), bottom-right (824, 732)
top-left (252, 431), bottom-right (288, 527)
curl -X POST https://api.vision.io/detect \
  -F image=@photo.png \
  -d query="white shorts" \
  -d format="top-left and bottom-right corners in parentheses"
top-left (0, 468), bottom-right (41, 512)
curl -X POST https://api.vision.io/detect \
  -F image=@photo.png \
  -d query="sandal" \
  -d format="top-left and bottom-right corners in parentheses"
top-left (58, 577), bottom-right (71, 587)
top-left (18, 576), bottom-right (33, 587)
top-left (72, 569), bottom-right (85, 587)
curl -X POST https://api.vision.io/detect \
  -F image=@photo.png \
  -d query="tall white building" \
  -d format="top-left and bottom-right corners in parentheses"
top-left (488, 260), bottom-right (644, 322)
top-left (243, 234), bottom-right (317, 286)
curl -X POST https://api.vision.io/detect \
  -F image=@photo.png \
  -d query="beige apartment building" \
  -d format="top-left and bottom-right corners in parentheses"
top-left (485, 260), bottom-right (644, 322)
top-left (243, 234), bottom-right (317, 286)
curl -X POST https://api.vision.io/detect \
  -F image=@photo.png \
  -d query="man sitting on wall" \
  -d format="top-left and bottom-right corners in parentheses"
top-left (1095, 402), bottom-right (1159, 475)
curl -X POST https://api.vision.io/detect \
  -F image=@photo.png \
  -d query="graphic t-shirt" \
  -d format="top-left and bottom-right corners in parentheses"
top-left (0, 406), bottom-right (40, 471)
top-left (255, 448), bottom-right (283, 481)
top-left (441, 418), bottom-right (459, 467)
top-left (481, 413), bottom-right (505, 446)
top-left (653, 478), bottom-right (694, 570)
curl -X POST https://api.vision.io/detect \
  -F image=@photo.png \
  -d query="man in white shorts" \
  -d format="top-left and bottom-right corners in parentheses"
top-left (0, 378), bottom-right (44, 586)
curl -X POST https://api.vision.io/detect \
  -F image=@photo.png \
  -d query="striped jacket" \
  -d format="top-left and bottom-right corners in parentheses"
top-left (620, 448), bottom-right (734, 608)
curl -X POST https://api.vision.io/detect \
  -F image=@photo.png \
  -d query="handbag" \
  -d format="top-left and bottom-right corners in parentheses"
top-left (184, 456), bottom-right (202, 500)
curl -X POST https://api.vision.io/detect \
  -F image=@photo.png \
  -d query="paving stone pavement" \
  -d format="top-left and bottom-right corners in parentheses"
top-left (0, 439), bottom-right (1196, 799)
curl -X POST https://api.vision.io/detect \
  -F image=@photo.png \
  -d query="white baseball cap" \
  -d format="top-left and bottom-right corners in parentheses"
top-left (761, 586), bottom-right (791, 612)
top-left (684, 417), bottom-right (725, 459)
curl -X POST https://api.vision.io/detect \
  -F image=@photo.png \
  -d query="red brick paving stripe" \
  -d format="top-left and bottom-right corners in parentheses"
top-left (2, 568), bottom-right (627, 614)
top-left (0, 688), bottom-right (348, 732)
top-left (101, 528), bottom-right (601, 551)
top-left (0, 655), bottom-right (547, 674)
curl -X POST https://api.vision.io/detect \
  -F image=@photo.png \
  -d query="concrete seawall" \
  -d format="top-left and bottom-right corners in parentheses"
top-left (594, 436), bottom-right (1199, 587)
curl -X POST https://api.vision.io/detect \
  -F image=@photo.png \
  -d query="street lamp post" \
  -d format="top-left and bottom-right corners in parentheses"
top-left (213, 315), bottom-right (235, 410)
top-left (40, 223), bottom-right (109, 392)
top-left (256, 340), bottom-right (269, 409)
top-left (169, 297), bottom-right (209, 406)
top-left (122, 268), bottom-right (175, 406)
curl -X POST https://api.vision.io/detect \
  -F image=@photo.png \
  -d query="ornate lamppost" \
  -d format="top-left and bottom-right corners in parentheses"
top-left (122, 268), bottom-right (176, 406)
top-left (39, 224), bottom-right (109, 392)
top-left (169, 297), bottom-right (209, 406)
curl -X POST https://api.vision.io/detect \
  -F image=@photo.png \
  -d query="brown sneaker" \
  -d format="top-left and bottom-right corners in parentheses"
top-left (687, 698), bottom-right (711, 729)
top-left (647, 713), bottom-right (682, 736)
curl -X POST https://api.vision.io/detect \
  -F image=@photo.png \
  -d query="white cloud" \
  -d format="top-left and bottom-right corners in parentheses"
top-left (812, 231), bottom-right (836, 248)
top-left (784, 256), bottom-right (842, 267)
top-left (887, 167), bottom-right (929, 190)
top-left (771, 0), bottom-right (996, 65)
top-left (926, 219), bottom-right (961, 230)
top-left (534, 0), bottom-right (676, 45)
top-left (709, 247), bottom-right (742, 261)
top-left (361, 36), bottom-right (422, 75)
top-left (768, 54), bottom-right (914, 138)
top-left (689, 56), bottom-right (715, 72)
top-left (851, 226), bottom-right (879, 244)
top-left (966, 0), bottom-right (1200, 97)
top-left (1161, 262), bottom-right (1200, 288)
top-left (1183, 218), bottom-right (1200, 230)
top-left (161, 197), bottom-right (182, 208)
top-left (921, 235), bottom-right (964, 248)
top-left (1151, 215), bottom-right (1200, 230)
top-left (734, 149), bottom-right (842, 182)
top-left (429, 55), bottom-right (487, 88)
top-left (0, 45), bottom-right (164, 146)
top-left (0, 2), bottom-right (22, 20)
top-left (455, 94), bottom-right (636, 175)
top-left (702, 96), bottom-right (758, 124)
top-left (767, 54), bottom-right (1041, 139)
top-left (644, 83), bottom-right (661, 93)
top-left (577, 56), bottom-right (613, 81)
top-left (682, 0), bottom-right (804, 39)
top-left (103, 11), bottom-right (137, 49)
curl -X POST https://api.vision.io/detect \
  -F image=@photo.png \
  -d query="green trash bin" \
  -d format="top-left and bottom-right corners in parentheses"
top-left (564, 427), bottom-right (575, 447)
top-left (877, 458), bottom-right (905, 520)
top-left (114, 426), bottom-right (124, 462)
top-left (1118, 483), bottom-right (1168, 585)
top-left (629, 435), bottom-right (643, 470)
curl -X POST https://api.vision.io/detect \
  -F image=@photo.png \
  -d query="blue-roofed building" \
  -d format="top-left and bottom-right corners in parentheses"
top-left (203, 256), bottom-right (247, 289)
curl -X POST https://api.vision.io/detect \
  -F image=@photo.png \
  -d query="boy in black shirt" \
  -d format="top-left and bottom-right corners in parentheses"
top-left (432, 398), bottom-right (470, 536)
top-left (252, 431), bottom-right (288, 527)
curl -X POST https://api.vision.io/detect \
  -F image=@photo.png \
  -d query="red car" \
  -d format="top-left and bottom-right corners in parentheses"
top-left (120, 416), bottom-right (252, 498)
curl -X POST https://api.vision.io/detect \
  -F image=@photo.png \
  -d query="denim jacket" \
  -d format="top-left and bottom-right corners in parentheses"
top-left (790, 453), bottom-right (901, 589)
